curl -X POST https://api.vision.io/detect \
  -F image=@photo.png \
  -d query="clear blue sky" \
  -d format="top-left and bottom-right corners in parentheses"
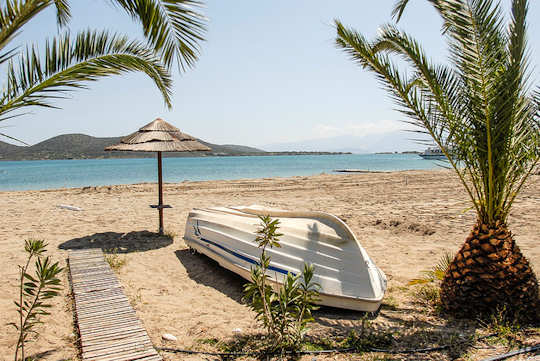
top-left (3, 1), bottom-right (540, 151)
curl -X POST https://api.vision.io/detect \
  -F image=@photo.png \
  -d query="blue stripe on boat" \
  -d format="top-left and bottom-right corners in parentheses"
top-left (196, 236), bottom-right (294, 276)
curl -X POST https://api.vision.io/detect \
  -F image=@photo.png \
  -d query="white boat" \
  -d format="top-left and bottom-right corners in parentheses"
top-left (419, 146), bottom-right (447, 159)
top-left (183, 205), bottom-right (387, 312)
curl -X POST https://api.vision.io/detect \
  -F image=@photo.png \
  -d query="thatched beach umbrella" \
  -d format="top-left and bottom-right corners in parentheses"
top-left (105, 118), bottom-right (210, 234)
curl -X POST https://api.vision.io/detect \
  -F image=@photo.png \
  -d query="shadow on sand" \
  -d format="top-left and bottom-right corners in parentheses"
top-left (58, 230), bottom-right (172, 253)
top-left (175, 248), bottom-right (246, 303)
top-left (174, 249), bottom-right (481, 360)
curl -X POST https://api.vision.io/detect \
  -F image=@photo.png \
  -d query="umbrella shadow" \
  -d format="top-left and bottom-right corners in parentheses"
top-left (175, 249), bottom-right (246, 303)
top-left (58, 230), bottom-right (172, 253)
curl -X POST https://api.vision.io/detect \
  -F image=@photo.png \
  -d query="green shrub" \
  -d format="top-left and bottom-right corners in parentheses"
top-left (104, 248), bottom-right (126, 271)
top-left (243, 215), bottom-right (320, 352)
top-left (408, 251), bottom-right (454, 309)
top-left (9, 240), bottom-right (63, 361)
top-left (409, 251), bottom-right (453, 285)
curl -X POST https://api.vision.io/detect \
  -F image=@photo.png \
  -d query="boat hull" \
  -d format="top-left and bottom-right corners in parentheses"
top-left (419, 154), bottom-right (447, 160)
top-left (183, 206), bottom-right (387, 312)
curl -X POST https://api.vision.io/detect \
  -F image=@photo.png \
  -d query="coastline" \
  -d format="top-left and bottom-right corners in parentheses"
top-left (0, 151), bottom-right (353, 162)
top-left (1, 170), bottom-right (538, 360)
top-left (0, 153), bottom-right (442, 192)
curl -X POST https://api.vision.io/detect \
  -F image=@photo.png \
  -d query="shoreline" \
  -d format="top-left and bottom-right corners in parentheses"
top-left (1, 170), bottom-right (538, 360)
top-left (0, 159), bottom-right (444, 192)
top-left (0, 168), bottom-right (438, 194)
top-left (0, 151), bottom-right (355, 162)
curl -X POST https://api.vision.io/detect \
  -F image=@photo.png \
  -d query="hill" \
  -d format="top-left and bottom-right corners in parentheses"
top-left (0, 140), bottom-right (20, 156)
top-left (0, 134), bottom-right (266, 161)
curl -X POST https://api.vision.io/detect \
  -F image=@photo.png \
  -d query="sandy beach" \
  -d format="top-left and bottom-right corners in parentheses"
top-left (1, 169), bottom-right (538, 360)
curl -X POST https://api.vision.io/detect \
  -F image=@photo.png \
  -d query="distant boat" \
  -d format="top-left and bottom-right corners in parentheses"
top-left (184, 205), bottom-right (387, 312)
top-left (419, 147), bottom-right (448, 160)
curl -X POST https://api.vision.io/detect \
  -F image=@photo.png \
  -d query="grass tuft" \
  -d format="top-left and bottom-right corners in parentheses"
top-left (104, 248), bottom-right (126, 271)
top-left (382, 294), bottom-right (399, 310)
top-left (482, 307), bottom-right (525, 347)
top-left (411, 283), bottom-right (441, 310)
top-left (163, 230), bottom-right (177, 240)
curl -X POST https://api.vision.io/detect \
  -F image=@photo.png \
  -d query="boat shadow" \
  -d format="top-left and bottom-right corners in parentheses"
top-left (175, 248), bottom-right (246, 303)
top-left (58, 230), bottom-right (173, 253)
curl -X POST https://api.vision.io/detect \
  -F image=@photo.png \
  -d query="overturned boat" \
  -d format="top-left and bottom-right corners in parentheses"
top-left (183, 205), bottom-right (387, 312)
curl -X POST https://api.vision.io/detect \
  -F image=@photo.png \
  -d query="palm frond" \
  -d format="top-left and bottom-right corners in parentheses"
top-left (372, 24), bottom-right (459, 141)
top-left (0, 130), bottom-right (29, 145)
top-left (336, 20), bottom-right (480, 214)
top-left (337, 0), bottom-right (539, 226)
top-left (0, 1), bottom-right (50, 53)
top-left (409, 250), bottom-right (454, 285)
top-left (0, 0), bottom-right (70, 59)
top-left (391, 0), bottom-right (410, 22)
top-left (110, 0), bottom-right (206, 72)
top-left (0, 30), bottom-right (172, 121)
top-left (53, 0), bottom-right (70, 26)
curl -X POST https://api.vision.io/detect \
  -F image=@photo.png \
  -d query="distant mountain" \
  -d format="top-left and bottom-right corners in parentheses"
top-left (0, 140), bottom-right (20, 154)
top-left (197, 141), bottom-right (264, 155)
top-left (0, 133), bottom-right (266, 161)
top-left (262, 131), bottom-right (428, 154)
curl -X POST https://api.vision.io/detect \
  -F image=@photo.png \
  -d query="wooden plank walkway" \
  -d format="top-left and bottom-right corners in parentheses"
top-left (68, 249), bottom-right (162, 361)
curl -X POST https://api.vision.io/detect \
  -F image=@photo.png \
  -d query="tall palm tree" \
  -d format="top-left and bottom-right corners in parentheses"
top-left (0, 0), bottom-right (206, 142)
top-left (336, 0), bottom-right (539, 321)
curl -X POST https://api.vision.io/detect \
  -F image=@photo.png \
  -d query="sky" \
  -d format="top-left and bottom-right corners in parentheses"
top-left (2, 1), bottom-right (540, 152)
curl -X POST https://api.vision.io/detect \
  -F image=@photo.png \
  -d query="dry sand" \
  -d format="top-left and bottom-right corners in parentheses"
top-left (1, 169), bottom-right (538, 360)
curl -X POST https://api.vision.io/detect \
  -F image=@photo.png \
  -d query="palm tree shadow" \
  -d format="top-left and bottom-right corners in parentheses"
top-left (315, 308), bottom-right (479, 360)
top-left (175, 248), bottom-right (246, 303)
top-left (58, 230), bottom-right (172, 253)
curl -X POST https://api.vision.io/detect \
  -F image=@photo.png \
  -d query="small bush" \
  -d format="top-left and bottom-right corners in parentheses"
top-left (164, 229), bottom-right (177, 240)
top-left (408, 251), bottom-right (453, 285)
top-left (483, 307), bottom-right (524, 347)
top-left (9, 240), bottom-right (63, 361)
top-left (105, 248), bottom-right (126, 271)
top-left (343, 328), bottom-right (393, 352)
top-left (382, 295), bottom-right (399, 310)
top-left (412, 284), bottom-right (441, 309)
top-left (243, 215), bottom-right (320, 352)
top-left (408, 251), bottom-right (453, 310)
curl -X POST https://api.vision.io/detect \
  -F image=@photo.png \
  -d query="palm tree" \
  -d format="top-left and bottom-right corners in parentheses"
top-left (335, 0), bottom-right (539, 321)
top-left (0, 0), bottom-right (206, 142)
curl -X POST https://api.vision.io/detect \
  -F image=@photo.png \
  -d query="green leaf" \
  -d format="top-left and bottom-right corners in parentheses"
top-left (111, 0), bottom-right (206, 72)
top-left (336, 0), bottom-right (539, 226)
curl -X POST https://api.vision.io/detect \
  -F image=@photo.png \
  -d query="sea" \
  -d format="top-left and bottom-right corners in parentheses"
top-left (0, 153), bottom-right (444, 191)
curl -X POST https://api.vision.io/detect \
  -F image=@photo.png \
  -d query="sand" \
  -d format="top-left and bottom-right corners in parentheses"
top-left (1, 169), bottom-right (538, 360)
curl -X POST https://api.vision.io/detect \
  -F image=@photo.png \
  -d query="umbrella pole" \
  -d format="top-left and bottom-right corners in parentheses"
top-left (157, 151), bottom-right (164, 235)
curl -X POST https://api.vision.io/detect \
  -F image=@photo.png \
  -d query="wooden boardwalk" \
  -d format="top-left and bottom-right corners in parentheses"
top-left (68, 249), bottom-right (162, 361)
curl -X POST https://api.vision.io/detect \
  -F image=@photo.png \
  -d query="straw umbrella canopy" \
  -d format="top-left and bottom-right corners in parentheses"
top-left (105, 118), bottom-right (210, 234)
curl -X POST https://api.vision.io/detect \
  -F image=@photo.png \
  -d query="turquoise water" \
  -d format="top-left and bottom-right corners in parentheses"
top-left (0, 154), bottom-right (442, 191)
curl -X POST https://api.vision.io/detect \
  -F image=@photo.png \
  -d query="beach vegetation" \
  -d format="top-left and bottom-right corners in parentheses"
top-left (243, 215), bottom-right (321, 353)
top-left (9, 240), bottom-right (63, 361)
top-left (0, 0), bottom-right (206, 144)
top-left (481, 306), bottom-right (526, 347)
top-left (104, 248), bottom-right (127, 271)
top-left (336, 0), bottom-right (539, 322)
top-left (411, 283), bottom-right (441, 311)
top-left (342, 327), bottom-right (394, 353)
top-left (409, 251), bottom-right (453, 286)
top-left (196, 337), bottom-right (220, 346)
top-left (381, 294), bottom-right (398, 311)
top-left (163, 229), bottom-right (177, 240)
top-left (409, 252), bottom-right (455, 311)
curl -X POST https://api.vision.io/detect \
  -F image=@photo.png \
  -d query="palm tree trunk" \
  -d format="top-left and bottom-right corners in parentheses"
top-left (440, 221), bottom-right (539, 322)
